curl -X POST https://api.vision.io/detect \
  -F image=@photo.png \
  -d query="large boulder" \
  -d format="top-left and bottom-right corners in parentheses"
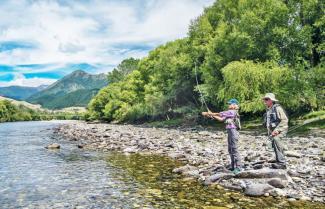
top-left (172, 164), bottom-right (197, 174)
top-left (267, 178), bottom-right (287, 188)
top-left (204, 173), bottom-right (235, 185)
top-left (235, 168), bottom-right (288, 180)
top-left (269, 188), bottom-right (287, 197)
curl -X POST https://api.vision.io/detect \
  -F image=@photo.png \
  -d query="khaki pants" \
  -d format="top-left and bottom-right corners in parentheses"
top-left (271, 134), bottom-right (286, 164)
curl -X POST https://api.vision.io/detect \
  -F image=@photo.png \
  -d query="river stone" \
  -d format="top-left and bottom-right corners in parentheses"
top-left (253, 164), bottom-right (264, 170)
top-left (45, 143), bottom-right (60, 149)
top-left (267, 178), bottom-right (287, 188)
top-left (285, 151), bottom-right (301, 158)
top-left (204, 173), bottom-right (235, 185)
top-left (244, 183), bottom-right (274, 197)
top-left (168, 152), bottom-right (185, 159)
top-left (287, 170), bottom-right (300, 177)
top-left (300, 196), bottom-right (312, 201)
top-left (123, 147), bottom-right (138, 153)
top-left (321, 156), bottom-right (325, 162)
top-left (219, 183), bottom-right (244, 192)
top-left (235, 168), bottom-right (288, 180)
top-left (269, 188), bottom-right (286, 197)
top-left (183, 170), bottom-right (200, 178)
top-left (172, 164), bottom-right (197, 174)
top-left (77, 144), bottom-right (85, 149)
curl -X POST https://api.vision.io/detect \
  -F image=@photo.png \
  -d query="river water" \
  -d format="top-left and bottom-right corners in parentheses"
top-left (0, 121), bottom-right (324, 209)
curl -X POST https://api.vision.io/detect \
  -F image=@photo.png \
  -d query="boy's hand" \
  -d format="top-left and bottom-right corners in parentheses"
top-left (202, 112), bottom-right (209, 116)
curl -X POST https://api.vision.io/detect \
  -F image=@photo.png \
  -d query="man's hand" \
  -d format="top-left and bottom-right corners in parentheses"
top-left (271, 130), bottom-right (279, 136)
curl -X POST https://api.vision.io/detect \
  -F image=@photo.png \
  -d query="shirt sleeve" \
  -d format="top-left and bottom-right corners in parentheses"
top-left (219, 110), bottom-right (236, 119)
top-left (274, 106), bottom-right (289, 133)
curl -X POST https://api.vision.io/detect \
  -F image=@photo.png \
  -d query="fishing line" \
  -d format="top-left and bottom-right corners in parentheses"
top-left (287, 114), bottom-right (325, 134)
top-left (263, 114), bottom-right (324, 151)
top-left (194, 61), bottom-right (210, 112)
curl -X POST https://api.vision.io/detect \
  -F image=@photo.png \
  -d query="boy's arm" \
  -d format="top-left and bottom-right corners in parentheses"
top-left (211, 115), bottom-right (224, 122)
top-left (202, 111), bottom-right (221, 120)
top-left (209, 112), bottom-right (220, 116)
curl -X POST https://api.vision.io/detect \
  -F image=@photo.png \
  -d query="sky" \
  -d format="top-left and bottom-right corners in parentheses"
top-left (0, 0), bottom-right (214, 87)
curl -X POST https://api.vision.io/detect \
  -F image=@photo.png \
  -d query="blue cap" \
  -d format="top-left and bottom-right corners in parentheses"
top-left (227, 98), bottom-right (239, 105)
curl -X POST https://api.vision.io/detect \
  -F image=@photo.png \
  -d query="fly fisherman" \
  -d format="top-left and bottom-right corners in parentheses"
top-left (202, 99), bottom-right (242, 174)
top-left (262, 93), bottom-right (288, 169)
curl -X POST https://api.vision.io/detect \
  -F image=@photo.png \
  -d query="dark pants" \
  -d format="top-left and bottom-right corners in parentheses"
top-left (227, 129), bottom-right (241, 169)
top-left (271, 135), bottom-right (286, 164)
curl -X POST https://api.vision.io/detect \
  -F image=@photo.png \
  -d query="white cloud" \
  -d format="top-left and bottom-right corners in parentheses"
top-left (0, 73), bottom-right (56, 87)
top-left (0, 0), bottom-right (214, 86)
top-left (0, 0), bottom-right (213, 62)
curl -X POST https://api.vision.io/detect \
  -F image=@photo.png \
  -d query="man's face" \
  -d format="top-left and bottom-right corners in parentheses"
top-left (263, 98), bottom-right (273, 107)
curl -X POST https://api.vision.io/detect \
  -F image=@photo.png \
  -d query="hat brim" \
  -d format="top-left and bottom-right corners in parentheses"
top-left (263, 96), bottom-right (278, 102)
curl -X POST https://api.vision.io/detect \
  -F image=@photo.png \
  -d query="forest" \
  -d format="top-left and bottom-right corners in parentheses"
top-left (88, 0), bottom-right (323, 122)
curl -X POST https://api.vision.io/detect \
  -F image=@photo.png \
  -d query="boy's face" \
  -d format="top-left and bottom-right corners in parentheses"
top-left (228, 104), bottom-right (236, 109)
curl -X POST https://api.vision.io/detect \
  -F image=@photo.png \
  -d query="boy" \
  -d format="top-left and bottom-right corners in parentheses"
top-left (202, 99), bottom-right (242, 174)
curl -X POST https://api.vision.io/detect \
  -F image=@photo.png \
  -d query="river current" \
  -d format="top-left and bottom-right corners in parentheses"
top-left (0, 121), bottom-right (323, 209)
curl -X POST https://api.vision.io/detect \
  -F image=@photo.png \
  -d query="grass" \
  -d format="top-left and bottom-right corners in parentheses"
top-left (144, 118), bottom-right (185, 128)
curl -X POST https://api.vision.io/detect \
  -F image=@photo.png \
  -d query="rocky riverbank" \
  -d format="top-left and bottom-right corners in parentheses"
top-left (54, 121), bottom-right (325, 203)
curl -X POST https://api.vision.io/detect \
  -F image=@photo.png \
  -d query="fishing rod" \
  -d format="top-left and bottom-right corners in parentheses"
top-left (262, 114), bottom-right (324, 151)
top-left (287, 114), bottom-right (325, 134)
top-left (194, 61), bottom-right (210, 112)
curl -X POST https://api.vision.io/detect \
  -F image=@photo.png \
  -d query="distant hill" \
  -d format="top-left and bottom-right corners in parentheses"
top-left (0, 96), bottom-right (43, 110)
top-left (0, 85), bottom-right (47, 100)
top-left (27, 70), bottom-right (108, 109)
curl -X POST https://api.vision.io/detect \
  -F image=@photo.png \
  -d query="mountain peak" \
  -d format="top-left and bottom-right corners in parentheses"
top-left (69, 70), bottom-right (88, 77)
top-left (27, 70), bottom-right (108, 109)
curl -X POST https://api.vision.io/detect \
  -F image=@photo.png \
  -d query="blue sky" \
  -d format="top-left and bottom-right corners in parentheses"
top-left (0, 0), bottom-right (214, 87)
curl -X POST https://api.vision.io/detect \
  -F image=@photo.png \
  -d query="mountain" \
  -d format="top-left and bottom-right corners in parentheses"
top-left (27, 70), bottom-right (108, 109)
top-left (0, 85), bottom-right (47, 100)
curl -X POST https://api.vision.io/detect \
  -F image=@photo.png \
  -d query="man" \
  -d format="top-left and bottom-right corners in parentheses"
top-left (262, 93), bottom-right (288, 169)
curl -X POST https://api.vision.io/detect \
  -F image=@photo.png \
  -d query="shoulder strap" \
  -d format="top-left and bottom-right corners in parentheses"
top-left (272, 104), bottom-right (283, 120)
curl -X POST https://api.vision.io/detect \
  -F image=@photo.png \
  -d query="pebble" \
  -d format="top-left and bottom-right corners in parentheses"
top-left (55, 122), bottom-right (325, 203)
top-left (45, 143), bottom-right (60, 149)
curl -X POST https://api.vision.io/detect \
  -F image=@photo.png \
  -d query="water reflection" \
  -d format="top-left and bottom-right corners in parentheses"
top-left (0, 121), bottom-right (324, 209)
top-left (106, 153), bottom-right (325, 209)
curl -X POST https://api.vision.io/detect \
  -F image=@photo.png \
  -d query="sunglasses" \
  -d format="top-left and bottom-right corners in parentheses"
top-left (263, 98), bottom-right (270, 101)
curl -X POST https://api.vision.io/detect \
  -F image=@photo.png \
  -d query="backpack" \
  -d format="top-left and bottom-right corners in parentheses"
top-left (235, 111), bottom-right (241, 130)
top-left (224, 110), bottom-right (241, 130)
top-left (263, 104), bottom-right (288, 129)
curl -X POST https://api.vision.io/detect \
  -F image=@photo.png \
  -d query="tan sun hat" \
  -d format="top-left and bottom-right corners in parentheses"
top-left (263, 93), bottom-right (278, 102)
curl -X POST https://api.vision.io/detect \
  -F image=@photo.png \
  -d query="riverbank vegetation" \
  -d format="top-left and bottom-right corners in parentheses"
top-left (0, 100), bottom-right (40, 122)
top-left (87, 0), bottom-right (324, 124)
top-left (0, 100), bottom-right (84, 123)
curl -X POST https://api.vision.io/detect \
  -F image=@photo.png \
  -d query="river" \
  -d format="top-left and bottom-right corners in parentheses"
top-left (0, 121), bottom-right (323, 209)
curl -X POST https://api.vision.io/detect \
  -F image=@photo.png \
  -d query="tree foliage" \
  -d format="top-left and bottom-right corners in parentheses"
top-left (0, 100), bottom-right (38, 122)
top-left (88, 0), bottom-right (324, 122)
top-left (107, 58), bottom-right (140, 83)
